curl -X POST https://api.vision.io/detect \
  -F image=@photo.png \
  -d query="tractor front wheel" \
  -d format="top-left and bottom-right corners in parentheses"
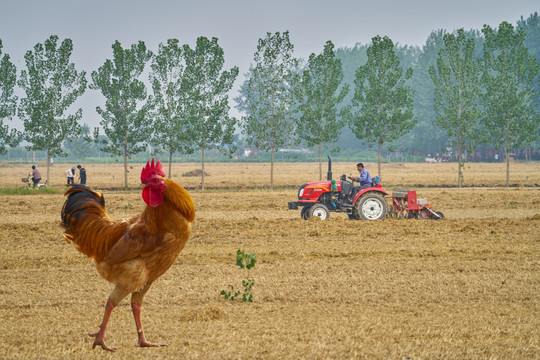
top-left (354, 193), bottom-right (388, 220)
top-left (300, 206), bottom-right (310, 220)
top-left (307, 204), bottom-right (330, 220)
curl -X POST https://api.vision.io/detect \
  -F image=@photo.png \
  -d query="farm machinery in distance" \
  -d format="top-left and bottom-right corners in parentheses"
top-left (288, 157), bottom-right (443, 220)
top-left (388, 189), bottom-right (444, 220)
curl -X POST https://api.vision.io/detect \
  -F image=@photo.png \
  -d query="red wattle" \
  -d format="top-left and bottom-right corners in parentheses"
top-left (142, 187), bottom-right (163, 207)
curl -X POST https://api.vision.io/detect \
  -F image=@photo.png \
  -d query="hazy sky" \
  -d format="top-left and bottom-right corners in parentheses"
top-left (1, 0), bottom-right (538, 128)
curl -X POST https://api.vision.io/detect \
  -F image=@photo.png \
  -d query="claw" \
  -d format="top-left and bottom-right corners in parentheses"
top-left (136, 338), bottom-right (169, 348)
top-left (88, 332), bottom-right (117, 352)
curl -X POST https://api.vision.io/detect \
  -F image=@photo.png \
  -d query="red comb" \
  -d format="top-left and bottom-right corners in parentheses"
top-left (141, 158), bottom-right (166, 183)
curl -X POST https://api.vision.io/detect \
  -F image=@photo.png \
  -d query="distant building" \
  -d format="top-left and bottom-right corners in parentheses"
top-left (243, 148), bottom-right (258, 158)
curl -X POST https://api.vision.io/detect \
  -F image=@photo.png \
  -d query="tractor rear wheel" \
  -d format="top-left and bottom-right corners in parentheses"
top-left (354, 193), bottom-right (387, 220)
top-left (307, 204), bottom-right (330, 220)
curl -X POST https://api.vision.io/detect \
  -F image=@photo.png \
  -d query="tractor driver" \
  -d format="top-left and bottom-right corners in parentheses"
top-left (349, 162), bottom-right (372, 200)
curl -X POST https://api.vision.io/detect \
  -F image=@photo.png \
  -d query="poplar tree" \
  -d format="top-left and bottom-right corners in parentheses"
top-left (0, 39), bottom-right (20, 153)
top-left (351, 35), bottom-right (416, 178)
top-left (295, 41), bottom-right (349, 180)
top-left (481, 22), bottom-right (540, 186)
top-left (18, 35), bottom-right (87, 185)
top-left (429, 29), bottom-right (481, 187)
top-left (405, 29), bottom-right (449, 155)
top-left (149, 39), bottom-right (192, 178)
top-left (63, 124), bottom-right (95, 161)
top-left (183, 37), bottom-right (238, 190)
top-left (91, 40), bottom-right (153, 188)
top-left (518, 12), bottom-right (540, 106)
top-left (236, 31), bottom-right (298, 188)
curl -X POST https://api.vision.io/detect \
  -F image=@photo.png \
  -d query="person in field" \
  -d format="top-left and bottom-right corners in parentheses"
top-left (31, 165), bottom-right (41, 188)
top-left (77, 165), bottom-right (87, 185)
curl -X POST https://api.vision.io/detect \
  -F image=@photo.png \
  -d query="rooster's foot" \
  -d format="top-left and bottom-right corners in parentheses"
top-left (88, 332), bottom-right (117, 352)
top-left (136, 338), bottom-right (169, 348)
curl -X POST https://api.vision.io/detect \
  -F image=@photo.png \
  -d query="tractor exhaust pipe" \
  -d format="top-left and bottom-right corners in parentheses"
top-left (327, 156), bottom-right (332, 180)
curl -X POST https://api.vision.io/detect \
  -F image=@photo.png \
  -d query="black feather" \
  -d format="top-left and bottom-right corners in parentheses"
top-left (61, 185), bottom-right (106, 228)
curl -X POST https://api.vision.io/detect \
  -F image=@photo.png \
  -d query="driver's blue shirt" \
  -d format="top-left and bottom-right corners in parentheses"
top-left (359, 168), bottom-right (372, 187)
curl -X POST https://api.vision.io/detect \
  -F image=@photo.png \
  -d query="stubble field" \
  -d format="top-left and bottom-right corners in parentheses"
top-left (0, 161), bottom-right (539, 359)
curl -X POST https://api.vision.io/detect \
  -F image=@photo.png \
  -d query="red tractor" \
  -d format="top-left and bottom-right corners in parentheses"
top-left (288, 157), bottom-right (388, 220)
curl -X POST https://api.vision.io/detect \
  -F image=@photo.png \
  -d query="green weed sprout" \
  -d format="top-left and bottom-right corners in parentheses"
top-left (220, 250), bottom-right (256, 302)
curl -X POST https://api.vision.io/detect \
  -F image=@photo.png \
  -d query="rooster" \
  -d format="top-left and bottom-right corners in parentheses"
top-left (61, 158), bottom-right (195, 352)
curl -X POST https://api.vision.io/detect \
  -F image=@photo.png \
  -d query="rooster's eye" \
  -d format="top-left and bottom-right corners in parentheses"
top-left (153, 178), bottom-right (159, 183)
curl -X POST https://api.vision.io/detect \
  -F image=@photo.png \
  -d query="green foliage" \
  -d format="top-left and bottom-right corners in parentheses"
top-left (62, 124), bottom-right (96, 161)
top-left (90, 40), bottom-right (153, 188)
top-left (518, 12), bottom-right (540, 63)
top-left (518, 12), bottom-right (540, 110)
top-left (149, 39), bottom-right (194, 178)
top-left (481, 22), bottom-right (540, 185)
top-left (351, 35), bottom-right (417, 176)
top-left (236, 31), bottom-right (298, 187)
top-left (400, 30), bottom-right (449, 155)
top-left (236, 249), bottom-right (256, 270)
top-left (334, 44), bottom-right (368, 113)
top-left (295, 41), bottom-right (350, 180)
top-left (183, 37), bottom-right (238, 189)
top-left (220, 250), bottom-right (256, 302)
top-left (429, 29), bottom-right (482, 187)
top-left (17, 35), bottom-right (87, 185)
top-left (0, 39), bottom-right (20, 154)
top-left (2, 14), bottom-right (539, 165)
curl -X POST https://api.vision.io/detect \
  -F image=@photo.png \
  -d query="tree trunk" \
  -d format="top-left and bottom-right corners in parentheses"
top-left (123, 153), bottom-right (128, 188)
top-left (46, 149), bottom-right (51, 187)
top-left (168, 136), bottom-right (173, 178)
top-left (457, 133), bottom-right (462, 188)
top-left (320, 114), bottom-right (326, 181)
top-left (124, 130), bottom-right (128, 188)
top-left (168, 150), bottom-right (173, 179)
top-left (505, 120), bottom-right (510, 187)
top-left (318, 142), bottom-right (322, 181)
top-left (377, 141), bottom-right (382, 178)
top-left (201, 145), bottom-right (205, 190)
top-left (504, 146), bottom-right (510, 187)
top-left (271, 141), bottom-right (275, 189)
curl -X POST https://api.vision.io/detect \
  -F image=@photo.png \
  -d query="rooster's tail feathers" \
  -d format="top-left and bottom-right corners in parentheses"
top-left (61, 185), bottom-right (105, 228)
top-left (61, 185), bottom-right (121, 261)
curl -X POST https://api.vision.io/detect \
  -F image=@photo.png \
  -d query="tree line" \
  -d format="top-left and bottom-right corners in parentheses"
top-left (0, 36), bottom-right (238, 188)
top-left (236, 19), bottom-right (539, 187)
top-left (1, 13), bottom-right (539, 188)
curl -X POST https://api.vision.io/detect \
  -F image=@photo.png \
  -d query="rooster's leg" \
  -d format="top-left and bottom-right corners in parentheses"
top-left (131, 286), bottom-right (169, 348)
top-left (88, 287), bottom-right (129, 352)
top-left (88, 297), bottom-right (117, 352)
